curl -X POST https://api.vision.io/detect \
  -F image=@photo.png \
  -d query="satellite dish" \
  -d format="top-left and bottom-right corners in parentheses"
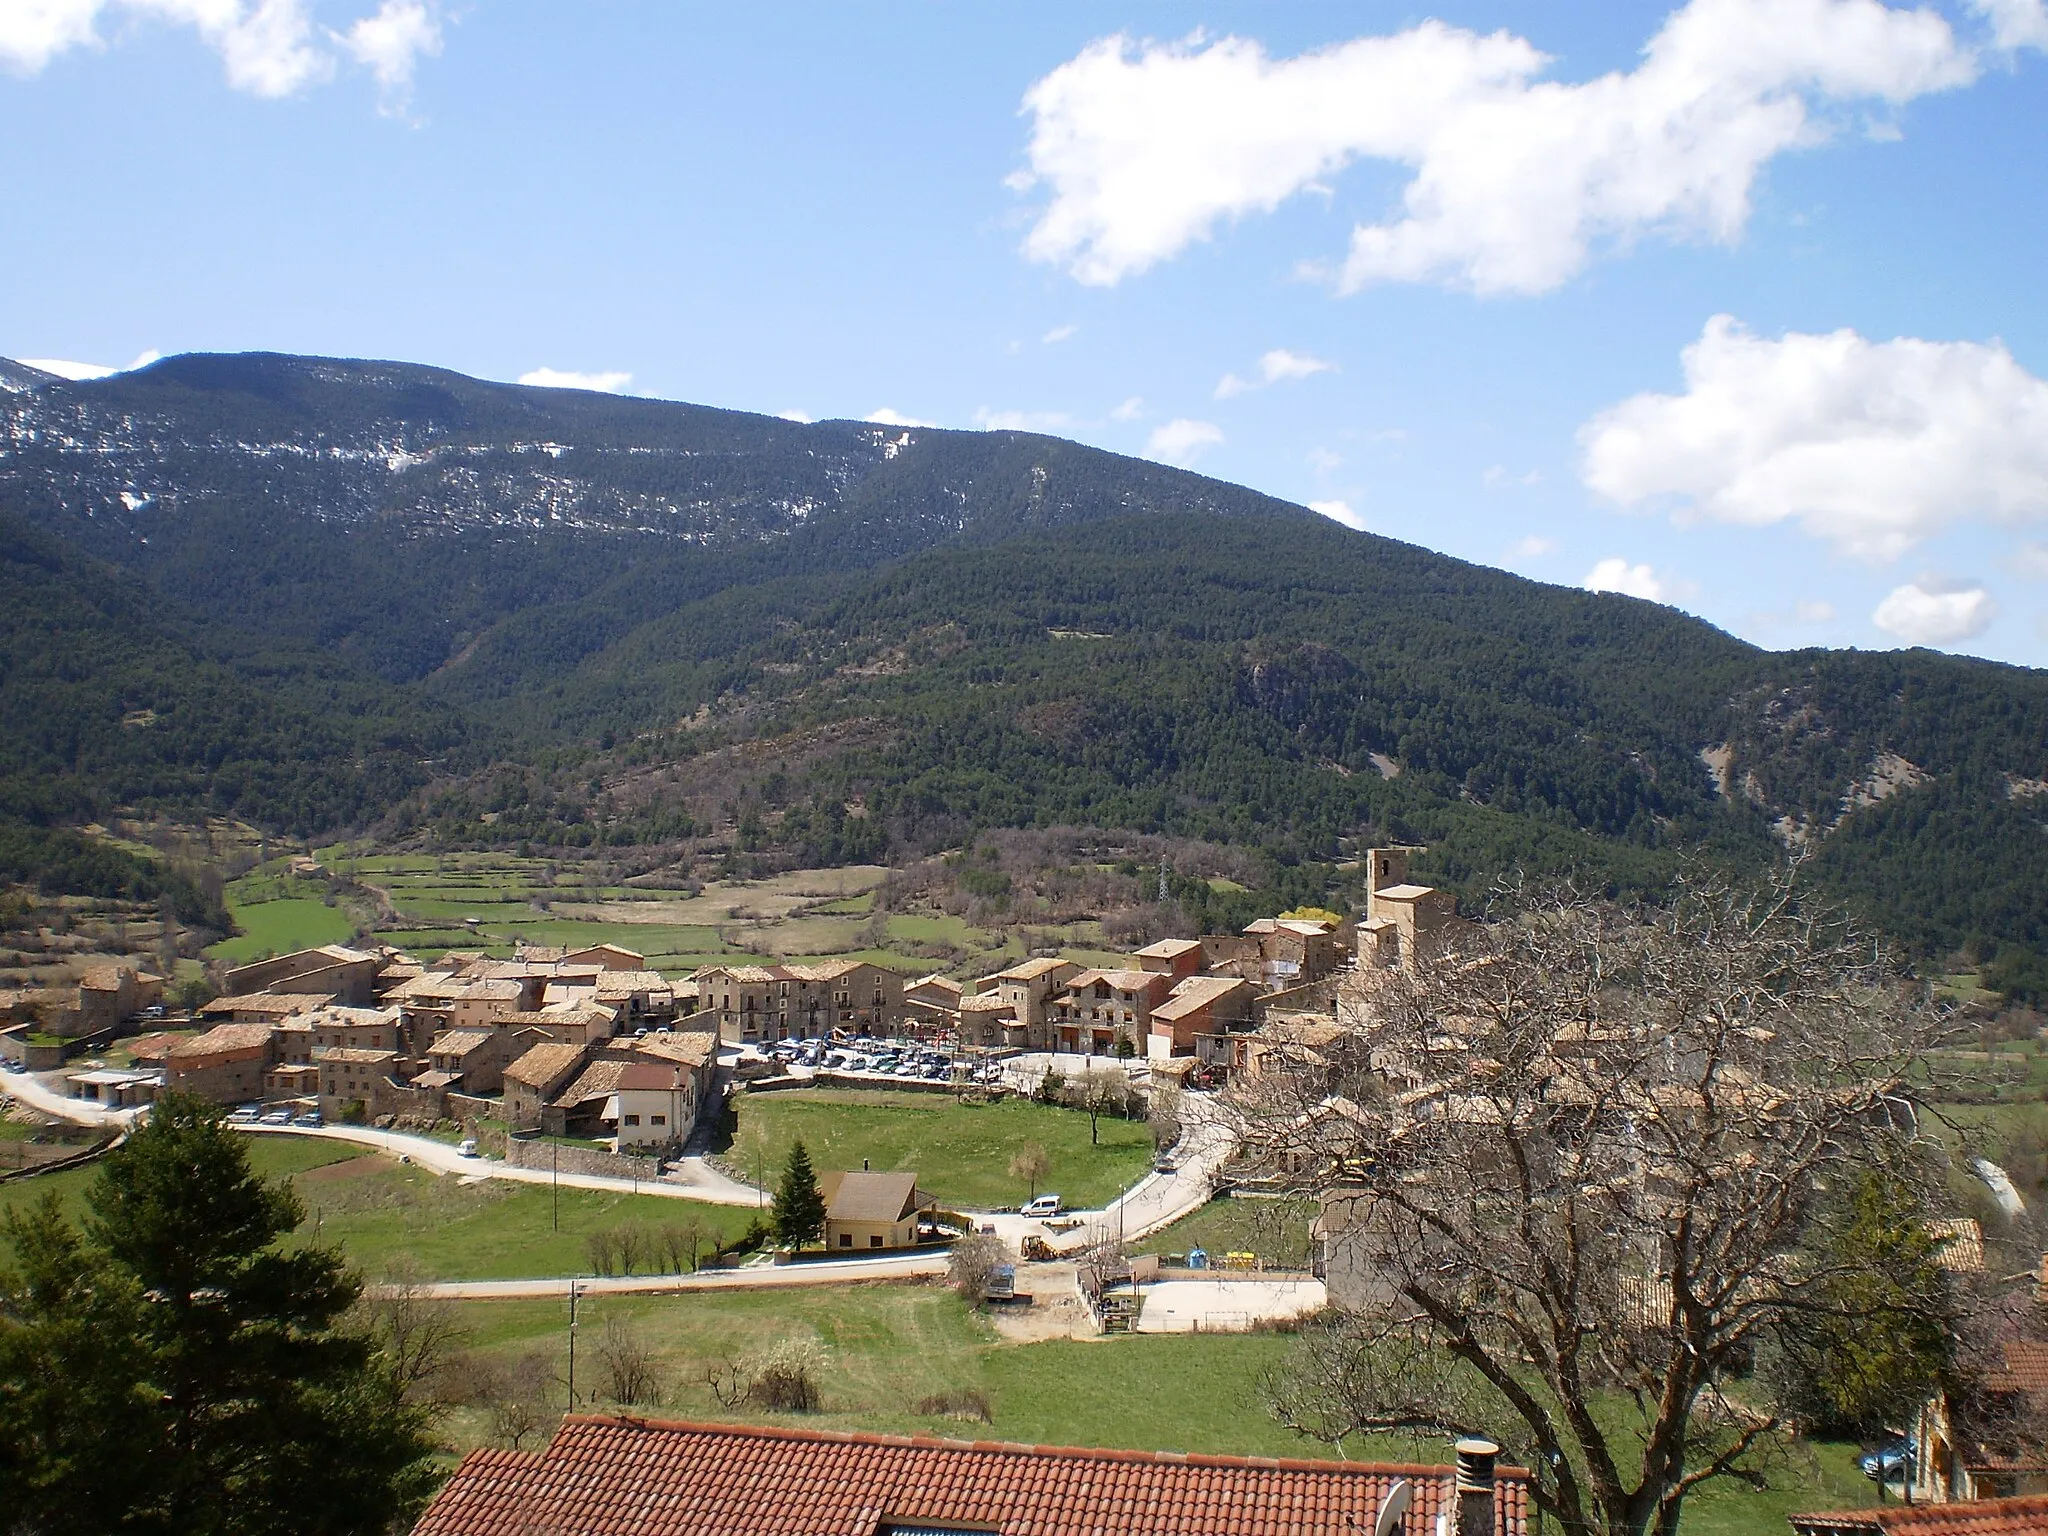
top-left (1373, 1479), bottom-right (1414, 1536)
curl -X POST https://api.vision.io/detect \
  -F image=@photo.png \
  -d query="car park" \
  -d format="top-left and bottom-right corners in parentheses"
top-left (1021, 1193), bottom-right (1064, 1217)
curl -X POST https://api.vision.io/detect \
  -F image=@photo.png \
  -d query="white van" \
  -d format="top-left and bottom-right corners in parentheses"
top-left (457, 1137), bottom-right (479, 1158)
top-left (1020, 1193), bottom-right (1063, 1218)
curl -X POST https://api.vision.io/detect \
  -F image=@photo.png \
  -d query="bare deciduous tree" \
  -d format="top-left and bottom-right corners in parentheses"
top-left (659, 1219), bottom-right (704, 1274)
top-left (948, 1232), bottom-right (1015, 1307)
top-left (595, 1314), bottom-right (664, 1407)
top-left (355, 1256), bottom-right (467, 1402)
top-left (1232, 870), bottom-right (1956, 1536)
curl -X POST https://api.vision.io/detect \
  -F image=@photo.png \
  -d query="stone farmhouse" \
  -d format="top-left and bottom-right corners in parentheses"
top-left (692, 960), bottom-right (904, 1044)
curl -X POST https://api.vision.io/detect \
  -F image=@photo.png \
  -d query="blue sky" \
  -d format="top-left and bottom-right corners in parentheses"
top-left (5, 1), bottom-right (2047, 665)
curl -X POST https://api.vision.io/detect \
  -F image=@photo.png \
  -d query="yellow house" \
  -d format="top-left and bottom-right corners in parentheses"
top-left (820, 1170), bottom-right (933, 1252)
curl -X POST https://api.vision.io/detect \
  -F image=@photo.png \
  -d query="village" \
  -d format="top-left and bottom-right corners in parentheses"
top-left (4, 841), bottom-right (2044, 1536)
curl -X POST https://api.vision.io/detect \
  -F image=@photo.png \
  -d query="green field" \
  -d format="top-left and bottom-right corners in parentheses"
top-left (733, 1088), bottom-right (1153, 1210)
top-left (0, 1134), bottom-right (760, 1279)
top-left (208, 892), bottom-right (357, 963)
top-left (0, 1134), bottom-right (360, 1232)
top-left (439, 1284), bottom-right (1877, 1534)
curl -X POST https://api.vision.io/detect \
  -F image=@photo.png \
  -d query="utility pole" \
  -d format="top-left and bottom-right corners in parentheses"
top-left (552, 1137), bottom-right (559, 1232)
top-left (566, 1279), bottom-right (581, 1407)
top-left (1157, 856), bottom-right (1169, 905)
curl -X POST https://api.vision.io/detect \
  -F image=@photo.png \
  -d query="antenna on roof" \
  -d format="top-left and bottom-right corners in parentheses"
top-left (1374, 1479), bottom-right (1413, 1536)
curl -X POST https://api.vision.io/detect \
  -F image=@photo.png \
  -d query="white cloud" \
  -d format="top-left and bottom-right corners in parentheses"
top-left (1973, 0), bottom-right (2048, 50)
top-left (1145, 417), bottom-right (1223, 465)
top-left (1795, 599), bottom-right (1838, 622)
top-left (1483, 465), bottom-right (1542, 489)
top-left (0, 0), bottom-right (444, 102)
top-left (777, 409), bottom-right (813, 423)
top-left (1581, 315), bottom-right (2048, 562)
top-left (20, 348), bottom-right (161, 380)
top-left (518, 367), bottom-right (632, 393)
top-left (338, 0), bottom-right (438, 114)
top-left (1111, 395), bottom-right (1145, 421)
top-left (975, 407), bottom-right (1072, 433)
top-left (1872, 578), bottom-right (1998, 645)
top-left (865, 407), bottom-right (936, 428)
top-left (1307, 446), bottom-right (1342, 472)
top-left (1215, 347), bottom-right (1335, 398)
top-left (2016, 541), bottom-right (2048, 579)
top-left (1583, 557), bottom-right (1670, 601)
top-left (1510, 534), bottom-right (1559, 558)
top-left (1041, 323), bottom-right (1079, 345)
top-left (1308, 498), bottom-right (1365, 530)
top-left (1013, 0), bottom-right (1997, 295)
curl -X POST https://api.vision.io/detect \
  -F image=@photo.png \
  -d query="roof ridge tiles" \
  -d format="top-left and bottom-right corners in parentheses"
top-left (551, 1414), bottom-right (1516, 1478)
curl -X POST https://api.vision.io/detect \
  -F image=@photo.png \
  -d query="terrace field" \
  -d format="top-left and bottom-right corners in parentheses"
top-left (208, 848), bottom-right (1140, 981)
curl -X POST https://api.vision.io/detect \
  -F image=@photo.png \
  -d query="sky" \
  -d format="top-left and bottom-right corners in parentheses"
top-left (4, 1), bottom-right (2047, 667)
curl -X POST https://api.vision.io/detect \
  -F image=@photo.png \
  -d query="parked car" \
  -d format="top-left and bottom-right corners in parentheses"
top-left (293, 1110), bottom-right (324, 1128)
top-left (1861, 1438), bottom-right (1914, 1482)
top-left (1021, 1193), bottom-right (1064, 1217)
top-left (457, 1137), bottom-right (479, 1157)
top-left (227, 1104), bottom-right (261, 1124)
top-left (259, 1108), bottom-right (293, 1126)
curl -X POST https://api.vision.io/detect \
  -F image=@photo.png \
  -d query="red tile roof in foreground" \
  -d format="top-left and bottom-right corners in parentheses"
top-left (412, 1416), bottom-right (1536, 1536)
top-left (1789, 1492), bottom-right (2048, 1535)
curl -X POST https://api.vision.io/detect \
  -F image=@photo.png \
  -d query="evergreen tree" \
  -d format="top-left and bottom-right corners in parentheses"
top-left (1765, 1166), bottom-right (1956, 1437)
top-left (774, 1139), bottom-right (827, 1252)
top-left (0, 1092), bottom-right (440, 1536)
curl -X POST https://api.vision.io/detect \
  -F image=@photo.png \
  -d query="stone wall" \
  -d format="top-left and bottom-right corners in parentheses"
top-left (503, 1132), bottom-right (668, 1182)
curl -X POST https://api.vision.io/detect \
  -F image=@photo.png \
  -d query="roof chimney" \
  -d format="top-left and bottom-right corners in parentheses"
top-left (1454, 1438), bottom-right (1498, 1536)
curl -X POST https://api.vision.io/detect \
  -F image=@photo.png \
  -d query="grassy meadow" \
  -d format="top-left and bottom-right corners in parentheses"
top-left (731, 1088), bottom-right (1153, 1210)
top-left (0, 1133), bottom-right (759, 1279)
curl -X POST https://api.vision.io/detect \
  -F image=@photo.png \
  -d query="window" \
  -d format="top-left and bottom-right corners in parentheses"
top-left (623, 1114), bottom-right (640, 1126)
top-left (870, 1235), bottom-right (884, 1248)
top-left (839, 1233), bottom-right (852, 1248)
top-left (651, 1113), bottom-right (666, 1126)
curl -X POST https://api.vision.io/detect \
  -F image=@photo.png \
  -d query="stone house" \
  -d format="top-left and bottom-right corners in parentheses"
top-left (225, 945), bottom-right (382, 1007)
top-left (503, 1041), bottom-right (589, 1130)
top-left (1147, 974), bottom-right (1255, 1060)
top-left (165, 1022), bottom-right (277, 1103)
top-left (1051, 969), bottom-right (1172, 1055)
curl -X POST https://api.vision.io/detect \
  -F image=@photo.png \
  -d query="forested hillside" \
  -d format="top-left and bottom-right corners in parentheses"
top-left (2, 351), bottom-right (2043, 992)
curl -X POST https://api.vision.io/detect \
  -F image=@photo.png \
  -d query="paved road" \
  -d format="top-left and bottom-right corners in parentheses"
top-left (0, 1069), bottom-right (141, 1128)
top-left (386, 1247), bottom-right (949, 1300)
top-left (241, 1123), bottom-right (770, 1206)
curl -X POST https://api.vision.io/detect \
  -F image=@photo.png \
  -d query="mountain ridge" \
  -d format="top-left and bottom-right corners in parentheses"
top-left (2, 350), bottom-right (2042, 994)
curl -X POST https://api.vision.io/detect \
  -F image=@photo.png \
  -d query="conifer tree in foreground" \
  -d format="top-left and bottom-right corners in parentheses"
top-left (0, 1092), bottom-right (440, 1536)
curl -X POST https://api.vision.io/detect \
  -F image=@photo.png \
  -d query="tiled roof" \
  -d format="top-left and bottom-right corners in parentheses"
top-left (200, 991), bottom-right (329, 1017)
top-left (824, 1170), bottom-right (925, 1223)
top-left (1154, 975), bottom-right (1251, 1021)
top-left (428, 1030), bottom-right (493, 1058)
top-left (314, 1046), bottom-right (397, 1065)
top-left (1926, 1217), bottom-right (1986, 1273)
top-left (997, 957), bottom-right (1075, 981)
top-left (503, 1041), bottom-right (587, 1087)
top-left (411, 1416), bottom-right (1535, 1536)
top-left (1986, 1338), bottom-right (2048, 1397)
top-left (1135, 938), bottom-right (1203, 959)
top-left (1790, 1493), bottom-right (2048, 1534)
top-left (612, 1061), bottom-right (687, 1092)
top-left (552, 1057), bottom-right (633, 1108)
top-left (170, 1022), bottom-right (276, 1056)
top-left (633, 1032), bottom-right (717, 1068)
